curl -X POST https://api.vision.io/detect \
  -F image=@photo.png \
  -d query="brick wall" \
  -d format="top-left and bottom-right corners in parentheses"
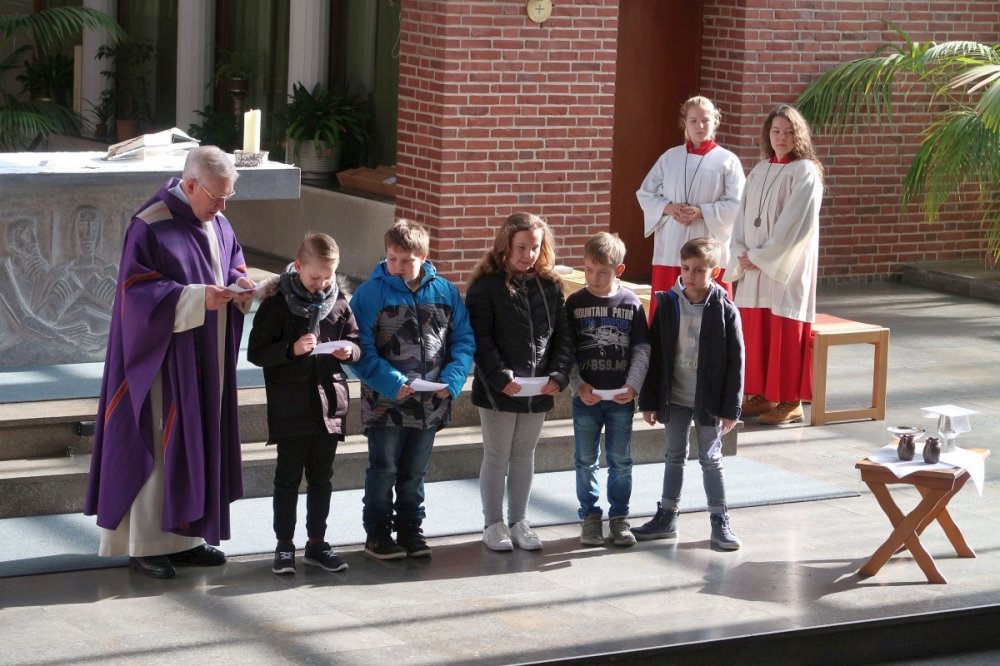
top-left (395, 0), bottom-right (619, 284)
top-left (700, 0), bottom-right (1000, 281)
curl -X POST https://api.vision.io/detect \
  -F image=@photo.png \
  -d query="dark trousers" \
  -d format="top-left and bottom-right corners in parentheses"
top-left (273, 433), bottom-right (339, 542)
top-left (362, 426), bottom-right (436, 533)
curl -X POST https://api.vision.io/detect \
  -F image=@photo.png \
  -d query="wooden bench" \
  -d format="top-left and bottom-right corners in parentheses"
top-left (811, 314), bottom-right (890, 426)
top-left (558, 268), bottom-right (651, 312)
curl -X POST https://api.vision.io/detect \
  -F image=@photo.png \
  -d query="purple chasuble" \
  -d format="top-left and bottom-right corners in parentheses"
top-left (84, 177), bottom-right (245, 544)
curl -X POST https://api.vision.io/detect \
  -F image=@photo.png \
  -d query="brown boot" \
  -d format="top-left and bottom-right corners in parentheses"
top-left (759, 401), bottom-right (804, 425)
top-left (742, 394), bottom-right (776, 417)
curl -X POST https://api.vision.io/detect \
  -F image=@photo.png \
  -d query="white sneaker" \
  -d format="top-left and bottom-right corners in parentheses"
top-left (509, 520), bottom-right (543, 550)
top-left (482, 522), bottom-right (513, 551)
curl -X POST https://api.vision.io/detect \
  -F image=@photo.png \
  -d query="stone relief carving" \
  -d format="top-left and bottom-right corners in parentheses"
top-left (0, 205), bottom-right (121, 367)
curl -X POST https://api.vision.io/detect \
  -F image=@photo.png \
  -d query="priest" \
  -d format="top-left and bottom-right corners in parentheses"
top-left (84, 146), bottom-right (255, 578)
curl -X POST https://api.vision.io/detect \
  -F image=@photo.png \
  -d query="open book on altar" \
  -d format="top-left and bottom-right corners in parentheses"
top-left (104, 128), bottom-right (200, 160)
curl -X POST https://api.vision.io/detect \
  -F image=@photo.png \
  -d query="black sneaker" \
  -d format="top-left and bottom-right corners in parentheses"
top-left (632, 502), bottom-right (679, 541)
top-left (364, 531), bottom-right (407, 560)
top-left (710, 513), bottom-right (741, 551)
top-left (272, 543), bottom-right (296, 575)
top-left (303, 541), bottom-right (349, 572)
top-left (397, 523), bottom-right (431, 558)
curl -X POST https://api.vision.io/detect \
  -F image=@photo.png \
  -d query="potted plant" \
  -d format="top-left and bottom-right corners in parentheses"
top-left (187, 105), bottom-right (240, 152)
top-left (0, 6), bottom-right (124, 150)
top-left (211, 49), bottom-right (266, 99)
top-left (85, 87), bottom-right (115, 138)
top-left (283, 81), bottom-right (370, 179)
top-left (796, 22), bottom-right (1000, 257)
top-left (96, 40), bottom-right (158, 141)
top-left (16, 52), bottom-right (73, 105)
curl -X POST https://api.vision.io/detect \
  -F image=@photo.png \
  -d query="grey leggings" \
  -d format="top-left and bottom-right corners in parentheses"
top-left (478, 408), bottom-right (547, 526)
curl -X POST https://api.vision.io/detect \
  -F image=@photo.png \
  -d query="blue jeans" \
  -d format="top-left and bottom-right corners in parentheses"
top-left (362, 426), bottom-right (437, 532)
top-left (573, 396), bottom-right (634, 519)
top-left (661, 403), bottom-right (727, 513)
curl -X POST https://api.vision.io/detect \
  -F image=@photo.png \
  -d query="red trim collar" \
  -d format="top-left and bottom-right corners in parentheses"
top-left (687, 139), bottom-right (718, 155)
top-left (770, 153), bottom-right (796, 164)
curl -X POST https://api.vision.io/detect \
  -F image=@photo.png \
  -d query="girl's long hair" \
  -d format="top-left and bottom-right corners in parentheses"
top-left (468, 212), bottom-right (559, 292)
top-left (760, 104), bottom-right (825, 184)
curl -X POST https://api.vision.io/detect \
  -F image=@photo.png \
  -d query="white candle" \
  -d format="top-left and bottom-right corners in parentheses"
top-left (243, 109), bottom-right (261, 153)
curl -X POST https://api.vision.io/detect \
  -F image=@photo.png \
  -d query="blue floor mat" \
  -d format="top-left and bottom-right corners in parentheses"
top-left (0, 458), bottom-right (858, 578)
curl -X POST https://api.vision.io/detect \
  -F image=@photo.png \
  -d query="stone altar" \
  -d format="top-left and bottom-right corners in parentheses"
top-left (0, 151), bottom-right (300, 367)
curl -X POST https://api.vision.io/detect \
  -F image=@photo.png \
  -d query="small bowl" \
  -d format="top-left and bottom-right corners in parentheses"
top-left (887, 425), bottom-right (926, 439)
top-left (234, 150), bottom-right (268, 167)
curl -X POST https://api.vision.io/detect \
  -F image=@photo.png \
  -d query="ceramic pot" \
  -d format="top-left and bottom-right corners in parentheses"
top-left (897, 434), bottom-right (915, 461)
top-left (286, 139), bottom-right (342, 180)
top-left (922, 437), bottom-right (941, 464)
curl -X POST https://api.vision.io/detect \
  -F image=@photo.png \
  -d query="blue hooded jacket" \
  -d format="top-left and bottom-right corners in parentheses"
top-left (350, 259), bottom-right (475, 431)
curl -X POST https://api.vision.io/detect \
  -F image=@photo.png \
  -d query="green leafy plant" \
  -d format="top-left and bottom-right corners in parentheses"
top-left (96, 41), bottom-right (158, 124)
top-left (16, 52), bottom-right (73, 105)
top-left (796, 22), bottom-right (1000, 256)
top-left (0, 6), bottom-right (124, 150)
top-left (187, 105), bottom-right (240, 152)
top-left (85, 87), bottom-right (116, 131)
top-left (211, 49), bottom-right (267, 89)
top-left (284, 82), bottom-right (370, 160)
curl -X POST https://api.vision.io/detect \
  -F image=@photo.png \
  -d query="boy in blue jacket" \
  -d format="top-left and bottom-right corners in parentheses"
top-left (635, 237), bottom-right (744, 550)
top-left (350, 219), bottom-right (475, 559)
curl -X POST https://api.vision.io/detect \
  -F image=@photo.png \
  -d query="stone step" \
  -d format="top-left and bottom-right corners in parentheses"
top-left (0, 416), bottom-right (737, 518)
top-left (0, 377), bottom-right (579, 461)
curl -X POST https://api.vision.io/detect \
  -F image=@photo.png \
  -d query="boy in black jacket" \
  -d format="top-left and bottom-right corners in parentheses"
top-left (635, 237), bottom-right (744, 550)
top-left (248, 233), bottom-right (361, 574)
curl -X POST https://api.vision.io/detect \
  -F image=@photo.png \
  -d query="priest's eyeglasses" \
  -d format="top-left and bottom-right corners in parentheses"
top-left (198, 182), bottom-right (237, 202)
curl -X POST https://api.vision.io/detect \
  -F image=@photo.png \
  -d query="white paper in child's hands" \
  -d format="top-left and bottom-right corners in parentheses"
top-left (310, 340), bottom-right (352, 355)
top-left (513, 376), bottom-right (548, 397)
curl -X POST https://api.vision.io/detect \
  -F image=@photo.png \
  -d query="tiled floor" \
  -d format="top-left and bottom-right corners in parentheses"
top-left (1, 282), bottom-right (998, 665)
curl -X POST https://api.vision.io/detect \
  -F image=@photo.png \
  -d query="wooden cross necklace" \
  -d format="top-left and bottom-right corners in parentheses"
top-left (753, 159), bottom-right (790, 227)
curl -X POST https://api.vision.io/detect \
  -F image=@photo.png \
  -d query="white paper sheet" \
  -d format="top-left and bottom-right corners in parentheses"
top-left (592, 387), bottom-right (628, 401)
top-left (410, 379), bottom-right (448, 392)
top-left (226, 283), bottom-right (256, 294)
top-left (310, 340), bottom-right (352, 355)
top-left (513, 376), bottom-right (549, 397)
top-left (866, 444), bottom-right (986, 496)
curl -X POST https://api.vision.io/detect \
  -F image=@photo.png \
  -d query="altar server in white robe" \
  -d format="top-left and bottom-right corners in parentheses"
top-left (637, 96), bottom-right (745, 319)
top-left (725, 105), bottom-right (824, 426)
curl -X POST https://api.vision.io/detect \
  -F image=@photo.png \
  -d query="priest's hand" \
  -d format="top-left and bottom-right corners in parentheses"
top-left (737, 252), bottom-right (758, 271)
top-left (205, 285), bottom-right (234, 310)
top-left (293, 333), bottom-right (317, 356)
top-left (232, 277), bottom-right (256, 304)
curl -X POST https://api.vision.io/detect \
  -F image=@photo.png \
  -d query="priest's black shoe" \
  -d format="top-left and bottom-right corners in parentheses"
top-left (167, 543), bottom-right (227, 566)
top-left (129, 555), bottom-right (176, 579)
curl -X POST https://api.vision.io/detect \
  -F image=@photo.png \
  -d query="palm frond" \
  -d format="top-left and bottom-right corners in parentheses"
top-left (797, 54), bottom-right (915, 133)
top-left (0, 6), bottom-right (124, 55)
top-left (976, 74), bottom-right (1000, 131)
top-left (950, 64), bottom-right (1000, 93)
top-left (0, 105), bottom-right (60, 151)
top-left (0, 97), bottom-right (82, 150)
top-left (983, 202), bottom-right (1000, 260)
top-left (903, 111), bottom-right (1000, 222)
top-left (918, 41), bottom-right (1000, 67)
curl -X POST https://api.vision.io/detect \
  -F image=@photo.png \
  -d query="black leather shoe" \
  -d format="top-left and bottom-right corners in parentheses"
top-left (129, 555), bottom-right (176, 579)
top-left (167, 543), bottom-right (227, 566)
